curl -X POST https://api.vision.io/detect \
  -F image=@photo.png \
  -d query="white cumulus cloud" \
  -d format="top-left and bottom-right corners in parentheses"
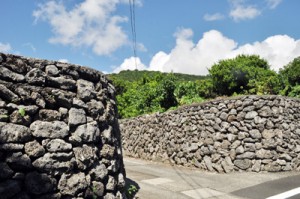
top-left (112, 57), bottom-right (147, 73)
top-left (0, 42), bottom-right (12, 53)
top-left (58, 59), bottom-right (69, 63)
top-left (33, 0), bottom-right (129, 55)
top-left (266, 0), bottom-right (283, 9)
top-left (203, 13), bottom-right (225, 21)
top-left (230, 4), bottom-right (261, 21)
top-left (115, 29), bottom-right (300, 75)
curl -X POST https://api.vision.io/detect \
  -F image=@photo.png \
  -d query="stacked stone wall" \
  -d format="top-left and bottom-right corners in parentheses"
top-left (121, 95), bottom-right (300, 173)
top-left (0, 53), bottom-right (125, 199)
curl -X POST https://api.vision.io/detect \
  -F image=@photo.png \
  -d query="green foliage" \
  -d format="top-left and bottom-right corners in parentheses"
top-left (116, 73), bottom-right (178, 118)
top-left (18, 107), bottom-right (26, 117)
top-left (108, 70), bottom-right (208, 82)
top-left (288, 85), bottom-right (300, 98)
top-left (209, 55), bottom-right (276, 96)
top-left (109, 55), bottom-right (300, 118)
top-left (175, 81), bottom-right (205, 105)
top-left (127, 185), bottom-right (138, 197)
top-left (280, 57), bottom-right (300, 87)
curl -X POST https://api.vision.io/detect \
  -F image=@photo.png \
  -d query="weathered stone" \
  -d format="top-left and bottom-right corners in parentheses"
top-left (0, 162), bottom-right (14, 179)
top-left (0, 123), bottom-right (32, 144)
top-left (50, 89), bottom-right (74, 108)
top-left (45, 65), bottom-right (59, 76)
top-left (221, 140), bottom-right (231, 149)
top-left (77, 79), bottom-right (96, 101)
top-left (6, 152), bottom-right (32, 170)
top-left (230, 140), bottom-right (241, 149)
top-left (86, 100), bottom-right (105, 117)
top-left (73, 145), bottom-right (97, 170)
top-left (212, 163), bottom-right (224, 173)
top-left (244, 143), bottom-right (256, 152)
top-left (39, 109), bottom-right (61, 121)
top-left (36, 193), bottom-right (61, 199)
top-left (262, 138), bottom-right (277, 149)
top-left (0, 143), bottom-right (24, 151)
top-left (8, 111), bottom-right (29, 127)
top-left (221, 157), bottom-right (234, 173)
top-left (262, 129), bottom-right (275, 139)
top-left (89, 163), bottom-right (108, 181)
top-left (72, 98), bottom-right (88, 109)
top-left (85, 181), bottom-right (104, 198)
top-left (0, 180), bottom-right (22, 199)
top-left (203, 156), bottom-right (214, 172)
top-left (0, 66), bottom-right (25, 82)
top-left (106, 175), bottom-right (117, 191)
top-left (234, 159), bottom-right (252, 170)
top-left (104, 193), bottom-right (116, 199)
top-left (70, 122), bottom-right (100, 143)
top-left (12, 172), bottom-right (25, 180)
top-left (238, 132), bottom-right (247, 140)
top-left (47, 76), bottom-right (76, 91)
top-left (252, 160), bottom-right (261, 172)
top-left (25, 140), bottom-right (45, 158)
top-left (32, 152), bottom-right (73, 174)
top-left (30, 121), bottom-right (69, 138)
top-left (236, 145), bottom-right (244, 154)
top-left (249, 129), bottom-right (261, 139)
top-left (58, 172), bottom-right (88, 196)
top-left (263, 163), bottom-right (281, 172)
top-left (236, 152), bottom-right (255, 159)
top-left (245, 111), bottom-right (258, 119)
top-left (25, 68), bottom-right (46, 85)
top-left (101, 144), bottom-right (115, 159)
top-left (219, 112), bottom-right (228, 121)
top-left (258, 106), bottom-right (272, 117)
top-left (45, 139), bottom-right (72, 152)
top-left (187, 143), bottom-right (199, 153)
top-left (0, 84), bottom-right (19, 102)
top-left (254, 116), bottom-right (266, 124)
top-left (243, 106), bottom-right (255, 112)
top-left (236, 112), bottom-right (246, 121)
top-left (68, 108), bottom-right (86, 127)
top-left (118, 173), bottom-right (126, 189)
top-left (25, 171), bottom-right (55, 195)
top-left (210, 107), bottom-right (218, 113)
top-left (256, 149), bottom-right (274, 159)
top-left (280, 154), bottom-right (292, 161)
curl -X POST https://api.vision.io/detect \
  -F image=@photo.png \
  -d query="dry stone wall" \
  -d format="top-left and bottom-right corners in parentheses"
top-left (0, 53), bottom-right (126, 199)
top-left (121, 95), bottom-right (300, 173)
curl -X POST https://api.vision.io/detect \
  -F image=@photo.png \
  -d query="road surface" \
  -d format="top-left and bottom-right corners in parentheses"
top-left (124, 157), bottom-right (300, 199)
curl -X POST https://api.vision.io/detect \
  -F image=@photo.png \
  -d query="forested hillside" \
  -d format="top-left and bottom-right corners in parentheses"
top-left (108, 55), bottom-right (300, 119)
top-left (108, 70), bottom-right (208, 82)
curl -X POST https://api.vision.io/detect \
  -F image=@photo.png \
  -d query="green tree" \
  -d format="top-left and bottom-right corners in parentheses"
top-left (209, 55), bottom-right (275, 96)
top-left (280, 57), bottom-right (300, 87)
top-left (115, 73), bottom-right (178, 118)
top-left (278, 57), bottom-right (300, 96)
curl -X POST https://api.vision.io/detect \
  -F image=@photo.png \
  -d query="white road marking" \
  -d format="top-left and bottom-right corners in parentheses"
top-left (141, 178), bottom-right (173, 185)
top-left (182, 188), bottom-right (225, 199)
top-left (266, 187), bottom-right (300, 199)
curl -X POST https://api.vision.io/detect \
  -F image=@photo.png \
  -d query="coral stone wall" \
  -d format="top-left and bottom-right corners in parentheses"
top-left (121, 95), bottom-right (300, 173)
top-left (0, 53), bottom-right (125, 199)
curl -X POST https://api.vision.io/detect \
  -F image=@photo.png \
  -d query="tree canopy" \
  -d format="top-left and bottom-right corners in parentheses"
top-left (109, 55), bottom-right (300, 118)
top-left (209, 55), bottom-right (276, 96)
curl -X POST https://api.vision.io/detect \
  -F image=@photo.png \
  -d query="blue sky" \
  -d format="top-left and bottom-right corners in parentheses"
top-left (1, 0), bottom-right (300, 75)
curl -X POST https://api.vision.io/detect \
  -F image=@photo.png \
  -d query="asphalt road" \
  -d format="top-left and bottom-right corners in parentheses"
top-left (124, 157), bottom-right (300, 199)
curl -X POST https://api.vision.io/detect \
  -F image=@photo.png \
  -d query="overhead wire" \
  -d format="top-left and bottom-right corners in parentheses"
top-left (129, 0), bottom-right (137, 70)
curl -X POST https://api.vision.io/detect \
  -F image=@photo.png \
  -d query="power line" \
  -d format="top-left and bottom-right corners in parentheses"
top-left (129, 0), bottom-right (137, 69)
